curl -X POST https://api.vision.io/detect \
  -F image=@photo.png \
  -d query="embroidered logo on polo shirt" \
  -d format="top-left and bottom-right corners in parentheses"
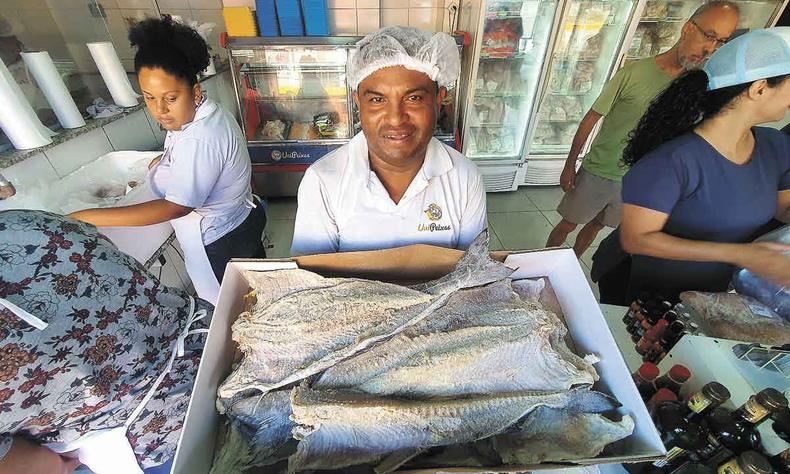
top-left (424, 203), bottom-right (442, 221)
top-left (418, 204), bottom-right (450, 232)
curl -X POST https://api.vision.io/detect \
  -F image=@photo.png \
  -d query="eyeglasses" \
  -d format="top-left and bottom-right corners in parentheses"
top-left (690, 20), bottom-right (729, 48)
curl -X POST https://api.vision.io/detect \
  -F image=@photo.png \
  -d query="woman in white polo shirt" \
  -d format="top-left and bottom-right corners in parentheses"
top-left (69, 16), bottom-right (265, 304)
top-left (290, 27), bottom-right (487, 256)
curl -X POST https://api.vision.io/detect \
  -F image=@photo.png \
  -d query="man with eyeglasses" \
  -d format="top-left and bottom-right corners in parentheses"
top-left (546, 1), bottom-right (739, 258)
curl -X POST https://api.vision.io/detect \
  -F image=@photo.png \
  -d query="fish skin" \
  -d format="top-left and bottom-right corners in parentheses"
top-left (211, 390), bottom-right (296, 472)
top-left (315, 281), bottom-right (596, 397)
top-left (217, 279), bottom-right (434, 399)
top-left (243, 268), bottom-right (339, 311)
top-left (411, 231), bottom-right (515, 296)
top-left (493, 406), bottom-right (635, 464)
top-left (218, 231), bottom-right (515, 399)
top-left (287, 386), bottom-right (618, 472)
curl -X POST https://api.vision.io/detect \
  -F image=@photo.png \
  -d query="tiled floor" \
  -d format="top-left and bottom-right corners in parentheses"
top-left (264, 186), bottom-right (612, 298)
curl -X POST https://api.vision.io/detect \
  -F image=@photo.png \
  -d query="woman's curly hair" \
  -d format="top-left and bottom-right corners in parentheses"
top-left (622, 70), bottom-right (788, 167)
top-left (128, 15), bottom-right (209, 87)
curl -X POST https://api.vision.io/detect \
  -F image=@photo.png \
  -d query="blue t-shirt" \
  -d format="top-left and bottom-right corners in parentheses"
top-left (620, 127), bottom-right (790, 294)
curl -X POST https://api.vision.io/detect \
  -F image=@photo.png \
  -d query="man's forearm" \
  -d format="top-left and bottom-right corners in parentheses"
top-left (564, 110), bottom-right (602, 167)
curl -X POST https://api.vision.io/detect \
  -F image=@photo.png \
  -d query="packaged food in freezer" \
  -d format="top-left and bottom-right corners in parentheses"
top-left (287, 122), bottom-right (311, 141)
top-left (572, 61), bottom-right (595, 94)
top-left (644, 0), bottom-right (668, 19)
top-left (481, 18), bottom-right (522, 57)
top-left (260, 119), bottom-right (291, 141)
top-left (578, 32), bottom-right (604, 61)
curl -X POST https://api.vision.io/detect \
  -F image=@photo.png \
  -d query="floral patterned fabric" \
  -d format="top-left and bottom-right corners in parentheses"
top-left (0, 210), bottom-right (211, 468)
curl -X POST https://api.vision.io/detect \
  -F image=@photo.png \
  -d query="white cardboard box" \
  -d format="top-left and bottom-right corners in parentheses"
top-left (172, 246), bottom-right (666, 473)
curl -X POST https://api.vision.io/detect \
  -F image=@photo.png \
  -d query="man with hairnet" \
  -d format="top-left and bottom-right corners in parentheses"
top-left (290, 27), bottom-right (487, 256)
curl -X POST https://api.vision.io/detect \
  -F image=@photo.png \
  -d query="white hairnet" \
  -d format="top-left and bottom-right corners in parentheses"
top-left (703, 27), bottom-right (790, 91)
top-left (348, 26), bottom-right (460, 90)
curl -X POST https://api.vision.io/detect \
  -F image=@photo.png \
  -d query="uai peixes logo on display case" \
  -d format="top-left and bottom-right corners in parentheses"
top-left (248, 144), bottom-right (343, 165)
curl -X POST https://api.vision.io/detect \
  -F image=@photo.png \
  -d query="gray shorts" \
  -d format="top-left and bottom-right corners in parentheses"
top-left (557, 168), bottom-right (622, 228)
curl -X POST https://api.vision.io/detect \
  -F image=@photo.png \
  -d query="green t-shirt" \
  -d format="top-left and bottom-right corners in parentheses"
top-left (582, 57), bottom-right (673, 181)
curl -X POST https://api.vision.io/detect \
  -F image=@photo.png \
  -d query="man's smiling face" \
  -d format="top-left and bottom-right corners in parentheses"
top-left (355, 66), bottom-right (445, 168)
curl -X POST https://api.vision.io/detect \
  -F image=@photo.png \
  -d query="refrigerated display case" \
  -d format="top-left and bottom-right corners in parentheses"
top-left (523, 0), bottom-right (638, 185)
top-left (624, 0), bottom-right (787, 63)
top-left (225, 36), bottom-right (463, 197)
top-left (459, 0), bottom-right (562, 191)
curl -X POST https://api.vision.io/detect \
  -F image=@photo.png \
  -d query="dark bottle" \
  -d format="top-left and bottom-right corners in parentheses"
top-left (716, 451), bottom-right (772, 474)
top-left (652, 401), bottom-right (708, 471)
top-left (641, 308), bottom-right (666, 331)
top-left (632, 362), bottom-right (660, 401)
top-left (655, 364), bottom-right (692, 397)
top-left (684, 382), bottom-right (731, 423)
top-left (648, 388), bottom-right (678, 417)
top-left (624, 296), bottom-right (647, 324)
top-left (637, 319), bottom-right (669, 355)
top-left (663, 310), bottom-right (680, 323)
top-left (697, 407), bottom-right (761, 466)
top-left (772, 406), bottom-right (790, 443)
top-left (770, 448), bottom-right (790, 474)
top-left (673, 463), bottom-right (716, 474)
top-left (732, 388), bottom-right (788, 428)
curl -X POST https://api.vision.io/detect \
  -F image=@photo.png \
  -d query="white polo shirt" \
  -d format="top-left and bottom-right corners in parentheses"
top-left (290, 132), bottom-right (487, 256)
top-left (149, 98), bottom-right (252, 245)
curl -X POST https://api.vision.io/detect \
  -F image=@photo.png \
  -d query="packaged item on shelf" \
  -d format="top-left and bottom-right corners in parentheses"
top-left (716, 451), bottom-right (772, 474)
top-left (532, 122), bottom-right (556, 145)
top-left (562, 96), bottom-right (583, 120)
top-left (572, 61), bottom-right (595, 94)
top-left (481, 18), bottom-right (522, 57)
top-left (732, 226), bottom-right (788, 321)
top-left (685, 382), bottom-right (731, 423)
top-left (644, 0), bottom-right (668, 19)
top-left (287, 122), bottom-right (312, 141)
top-left (733, 388), bottom-right (788, 428)
top-left (679, 291), bottom-right (790, 346)
top-left (656, 24), bottom-right (679, 52)
top-left (223, 7), bottom-right (258, 37)
top-left (579, 33), bottom-right (604, 61)
top-left (633, 362), bottom-right (660, 400)
top-left (260, 119), bottom-right (291, 141)
top-left (652, 402), bottom-right (709, 471)
top-left (555, 123), bottom-right (577, 144)
top-left (549, 98), bottom-right (568, 122)
top-left (654, 364), bottom-right (691, 397)
top-left (666, 1), bottom-right (691, 19)
top-left (648, 388), bottom-right (678, 416)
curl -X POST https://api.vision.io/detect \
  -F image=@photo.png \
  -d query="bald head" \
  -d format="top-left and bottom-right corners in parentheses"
top-left (676, 1), bottom-right (739, 70)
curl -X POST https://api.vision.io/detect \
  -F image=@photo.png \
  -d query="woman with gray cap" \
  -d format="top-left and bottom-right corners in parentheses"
top-left (290, 27), bottom-right (487, 256)
top-left (592, 27), bottom-right (790, 304)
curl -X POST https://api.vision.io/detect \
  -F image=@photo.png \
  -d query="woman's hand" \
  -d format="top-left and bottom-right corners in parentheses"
top-left (0, 437), bottom-right (80, 474)
top-left (737, 242), bottom-right (790, 287)
top-left (560, 164), bottom-right (577, 193)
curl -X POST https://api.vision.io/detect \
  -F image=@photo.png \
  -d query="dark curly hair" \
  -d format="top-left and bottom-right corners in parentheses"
top-left (128, 15), bottom-right (210, 87)
top-left (622, 70), bottom-right (788, 166)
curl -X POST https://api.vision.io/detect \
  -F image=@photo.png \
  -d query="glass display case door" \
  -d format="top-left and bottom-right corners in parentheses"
top-left (462, 0), bottom-right (561, 163)
top-left (625, 0), bottom-right (786, 63)
top-left (230, 45), bottom-right (354, 144)
top-left (528, 0), bottom-right (638, 158)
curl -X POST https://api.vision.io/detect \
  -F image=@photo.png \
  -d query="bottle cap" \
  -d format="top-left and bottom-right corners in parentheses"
top-left (637, 362), bottom-right (660, 381)
top-left (756, 387), bottom-right (788, 412)
top-left (652, 388), bottom-right (678, 404)
top-left (668, 364), bottom-right (691, 383)
top-left (701, 382), bottom-right (730, 404)
top-left (739, 451), bottom-right (772, 474)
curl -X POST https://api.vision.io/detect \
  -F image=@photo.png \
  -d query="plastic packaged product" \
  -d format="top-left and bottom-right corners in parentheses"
top-left (644, 0), bottom-right (668, 18)
top-left (679, 291), bottom-right (790, 345)
top-left (732, 225), bottom-right (789, 321)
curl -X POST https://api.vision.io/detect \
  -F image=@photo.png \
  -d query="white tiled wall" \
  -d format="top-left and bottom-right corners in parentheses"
top-left (321, 0), bottom-right (451, 36)
top-left (104, 109), bottom-right (159, 151)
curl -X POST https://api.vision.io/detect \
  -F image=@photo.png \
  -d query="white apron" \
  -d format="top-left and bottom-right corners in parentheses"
top-left (147, 142), bottom-right (254, 307)
top-left (0, 296), bottom-right (208, 474)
